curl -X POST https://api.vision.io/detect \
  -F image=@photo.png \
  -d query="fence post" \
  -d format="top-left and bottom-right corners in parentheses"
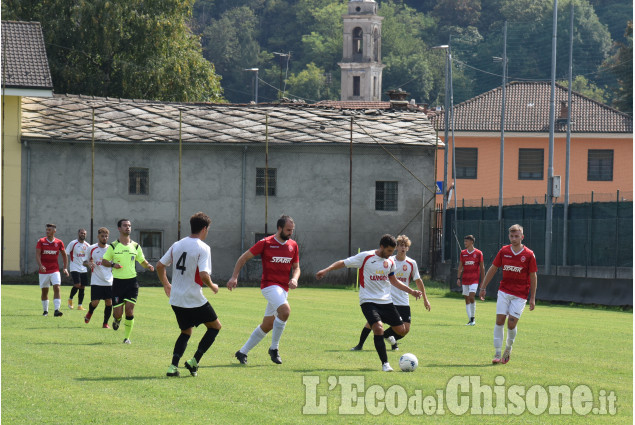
top-left (615, 189), bottom-right (619, 278)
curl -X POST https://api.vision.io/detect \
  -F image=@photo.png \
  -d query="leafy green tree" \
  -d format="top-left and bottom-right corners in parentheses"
top-left (2, 0), bottom-right (223, 102)
top-left (603, 21), bottom-right (633, 114)
top-left (557, 75), bottom-right (608, 104)
top-left (285, 63), bottom-right (328, 101)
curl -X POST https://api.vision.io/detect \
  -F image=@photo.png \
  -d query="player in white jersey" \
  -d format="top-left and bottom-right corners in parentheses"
top-left (157, 212), bottom-right (221, 378)
top-left (316, 234), bottom-right (423, 372)
top-left (83, 228), bottom-right (114, 328)
top-left (350, 235), bottom-right (431, 351)
top-left (67, 229), bottom-right (91, 310)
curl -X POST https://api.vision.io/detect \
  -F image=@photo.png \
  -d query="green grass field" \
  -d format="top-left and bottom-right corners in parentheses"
top-left (2, 284), bottom-right (632, 424)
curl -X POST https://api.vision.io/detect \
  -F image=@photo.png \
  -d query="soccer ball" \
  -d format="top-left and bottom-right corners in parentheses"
top-left (399, 353), bottom-right (418, 372)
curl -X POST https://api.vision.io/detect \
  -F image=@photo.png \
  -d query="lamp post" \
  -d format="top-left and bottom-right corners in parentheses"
top-left (432, 44), bottom-right (450, 263)
top-left (244, 68), bottom-right (259, 104)
top-left (493, 21), bottom-right (508, 245)
top-left (273, 52), bottom-right (291, 99)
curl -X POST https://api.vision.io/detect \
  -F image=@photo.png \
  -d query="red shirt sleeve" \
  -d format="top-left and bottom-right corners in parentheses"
top-left (292, 243), bottom-right (299, 264)
top-left (249, 239), bottom-right (266, 256)
top-left (36, 239), bottom-right (43, 250)
top-left (492, 249), bottom-right (503, 268)
top-left (528, 253), bottom-right (538, 273)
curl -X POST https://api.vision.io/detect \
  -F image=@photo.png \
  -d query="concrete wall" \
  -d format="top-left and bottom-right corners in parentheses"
top-left (21, 141), bottom-right (435, 283)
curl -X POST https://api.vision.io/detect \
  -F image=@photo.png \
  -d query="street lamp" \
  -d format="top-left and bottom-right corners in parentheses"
top-left (432, 44), bottom-right (452, 264)
top-left (273, 52), bottom-right (291, 99)
top-left (244, 68), bottom-right (259, 104)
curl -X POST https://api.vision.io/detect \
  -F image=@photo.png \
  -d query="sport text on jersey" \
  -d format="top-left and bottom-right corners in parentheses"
top-left (503, 265), bottom-right (523, 273)
top-left (43, 250), bottom-right (58, 255)
top-left (464, 261), bottom-right (475, 265)
top-left (271, 256), bottom-right (292, 264)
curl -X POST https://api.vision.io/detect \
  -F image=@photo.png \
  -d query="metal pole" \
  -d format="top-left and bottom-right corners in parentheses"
top-left (442, 48), bottom-right (450, 263)
top-left (498, 22), bottom-right (508, 246)
top-left (178, 109), bottom-right (182, 240)
top-left (349, 117), bottom-right (353, 283)
top-left (545, 0), bottom-right (558, 274)
top-left (91, 107), bottom-right (95, 244)
top-left (563, 2), bottom-right (573, 266)
top-left (255, 70), bottom-right (259, 104)
top-left (265, 113), bottom-right (269, 235)
top-left (450, 44), bottom-right (458, 257)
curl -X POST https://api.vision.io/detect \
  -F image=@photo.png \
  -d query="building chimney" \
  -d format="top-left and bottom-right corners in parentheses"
top-left (386, 88), bottom-right (410, 110)
top-left (559, 100), bottom-right (568, 120)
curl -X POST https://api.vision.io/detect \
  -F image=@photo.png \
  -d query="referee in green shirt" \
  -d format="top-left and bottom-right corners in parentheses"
top-left (102, 219), bottom-right (154, 344)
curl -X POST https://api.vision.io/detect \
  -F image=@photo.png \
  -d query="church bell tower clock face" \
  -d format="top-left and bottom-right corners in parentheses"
top-left (338, 0), bottom-right (385, 102)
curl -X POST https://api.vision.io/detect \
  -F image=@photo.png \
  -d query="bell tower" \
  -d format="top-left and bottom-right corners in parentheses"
top-left (338, 0), bottom-right (385, 101)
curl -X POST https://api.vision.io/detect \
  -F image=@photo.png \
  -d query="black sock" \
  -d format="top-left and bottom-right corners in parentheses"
top-left (358, 327), bottom-right (372, 347)
top-left (172, 333), bottom-right (191, 367)
top-left (69, 287), bottom-right (78, 299)
top-left (78, 289), bottom-right (85, 305)
top-left (383, 328), bottom-right (396, 339)
top-left (373, 335), bottom-right (388, 364)
top-left (103, 305), bottom-right (112, 324)
top-left (194, 328), bottom-right (220, 363)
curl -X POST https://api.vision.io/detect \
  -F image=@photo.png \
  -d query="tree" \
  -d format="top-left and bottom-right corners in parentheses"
top-left (603, 21), bottom-right (633, 114)
top-left (285, 63), bottom-right (329, 101)
top-left (2, 0), bottom-right (223, 102)
top-left (557, 75), bottom-right (608, 104)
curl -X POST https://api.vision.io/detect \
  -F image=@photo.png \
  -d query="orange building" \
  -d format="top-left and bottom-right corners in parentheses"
top-left (430, 82), bottom-right (633, 206)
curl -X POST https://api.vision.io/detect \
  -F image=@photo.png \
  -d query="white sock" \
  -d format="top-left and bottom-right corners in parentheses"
top-left (465, 304), bottom-right (471, 319)
top-left (470, 302), bottom-right (476, 319)
top-left (494, 324), bottom-right (504, 355)
top-left (42, 300), bottom-right (49, 312)
top-left (240, 325), bottom-right (267, 354)
top-left (53, 298), bottom-right (61, 311)
top-left (506, 327), bottom-right (517, 350)
top-left (270, 317), bottom-right (287, 350)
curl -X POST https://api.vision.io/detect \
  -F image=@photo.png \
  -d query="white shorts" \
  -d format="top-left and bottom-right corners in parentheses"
top-left (496, 290), bottom-right (527, 319)
top-left (462, 283), bottom-right (479, 296)
top-left (261, 285), bottom-right (289, 317)
top-left (39, 272), bottom-right (61, 288)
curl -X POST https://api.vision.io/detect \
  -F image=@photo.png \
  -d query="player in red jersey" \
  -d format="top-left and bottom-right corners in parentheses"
top-left (227, 215), bottom-right (300, 365)
top-left (35, 223), bottom-right (69, 316)
top-left (480, 224), bottom-right (537, 364)
top-left (457, 235), bottom-right (484, 326)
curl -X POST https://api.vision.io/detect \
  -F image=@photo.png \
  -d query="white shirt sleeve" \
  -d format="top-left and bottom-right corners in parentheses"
top-left (343, 251), bottom-right (368, 269)
top-left (198, 244), bottom-right (212, 275)
top-left (159, 244), bottom-right (174, 267)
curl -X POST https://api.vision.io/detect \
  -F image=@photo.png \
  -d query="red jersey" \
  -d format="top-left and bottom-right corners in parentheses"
top-left (460, 248), bottom-right (483, 285)
top-left (36, 237), bottom-right (65, 274)
top-left (249, 235), bottom-right (299, 292)
top-left (492, 244), bottom-right (537, 298)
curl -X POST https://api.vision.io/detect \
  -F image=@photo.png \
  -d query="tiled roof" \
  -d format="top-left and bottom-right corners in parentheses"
top-left (314, 100), bottom-right (392, 109)
top-left (430, 81), bottom-right (632, 133)
top-left (21, 94), bottom-right (438, 146)
top-left (1, 21), bottom-right (53, 90)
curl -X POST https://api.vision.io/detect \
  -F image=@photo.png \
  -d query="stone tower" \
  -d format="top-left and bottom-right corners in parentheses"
top-left (338, 0), bottom-right (385, 101)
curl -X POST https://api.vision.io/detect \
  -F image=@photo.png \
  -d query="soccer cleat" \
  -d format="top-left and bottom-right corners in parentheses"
top-left (102, 323), bottom-right (110, 329)
top-left (77, 305), bottom-right (85, 311)
top-left (492, 353), bottom-right (502, 364)
top-left (350, 345), bottom-right (363, 351)
top-left (235, 350), bottom-right (248, 365)
top-left (123, 338), bottom-right (131, 344)
top-left (84, 312), bottom-right (92, 324)
top-left (268, 348), bottom-right (282, 364)
top-left (469, 320), bottom-right (476, 326)
top-left (166, 365), bottom-right (180, 377)
top-left (184, 358), bottom-right (198, 377)
top-left (382, 362), bottom-right (394, 372)
top-left (112, 318), bottom-right (121, 330)
top-left (68, 299), bottom-right (74, 309)
top-left (501, 348), bottom-right (511, 364)
top-left (387, 336), bottom-right (399, 351)
top-left (54, 310), bottom-right (63, 317)
top-left (43, 310), bottom-right (49, 316)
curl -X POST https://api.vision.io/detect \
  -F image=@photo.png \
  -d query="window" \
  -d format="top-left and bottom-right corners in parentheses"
top-left (353, 76), bottom-right (361, 97)
top-left (518, 149), bottom-right (544, 180)
top-left (139, 231), bottom-right (162, 260)
top-left (376, 181), bottom-right (398, 211)
top-left (373, 77), bottom-right (377, 98)
top-left (588, 150), bottom-right (613, 181)
top-left (353, 27), bottom-right (363, 55)
top-left (129, 167), bottom-right (149, 195)
top-left (455, 148), bottom-right (478, 179)
top-left (256, 168), bottom-right (276, 196)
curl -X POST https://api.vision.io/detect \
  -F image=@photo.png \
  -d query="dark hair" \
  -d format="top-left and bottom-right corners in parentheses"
top-left (97, 227), bottom-right (109, 235)
top-left (190, 212), bottom-right (212, 234)
top-left (464, 235), bottom-right (475, 242)
top-left (78, 228), bottom-right (87, 233)
top-left (46, 223), bottom-right (56, 229)
top-left (276, 215), bottom-right (294, 230)
top-left (379, 234), bottom-right (397, 248)
top-left (117, 219), bottom-right (130, 228)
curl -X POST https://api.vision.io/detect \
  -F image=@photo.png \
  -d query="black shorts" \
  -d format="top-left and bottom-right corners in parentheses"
top-left (395, 305), bottom-right (411, 323)
top-left (360, 302), bottom-right (404, 327)
top-left (112, 277), bottom-right (139, 307)
top-left (91, 285), bottom-right (113, 301)
top-left (171, 302), bottom-right (218, 330)
top-left (71, 271), bottom-right (89, 286)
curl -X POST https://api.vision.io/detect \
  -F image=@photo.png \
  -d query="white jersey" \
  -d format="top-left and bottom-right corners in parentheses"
top-left (67, 239), bottom-right (90, 273)
top-left (344, 250), bottom-right (396, 305)
top-left (88, 244), bottom-right (113, 286)
top-left (159, 236), bottom-right (212, 308)
top-left (390, 256), bottom-right (421, 306)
